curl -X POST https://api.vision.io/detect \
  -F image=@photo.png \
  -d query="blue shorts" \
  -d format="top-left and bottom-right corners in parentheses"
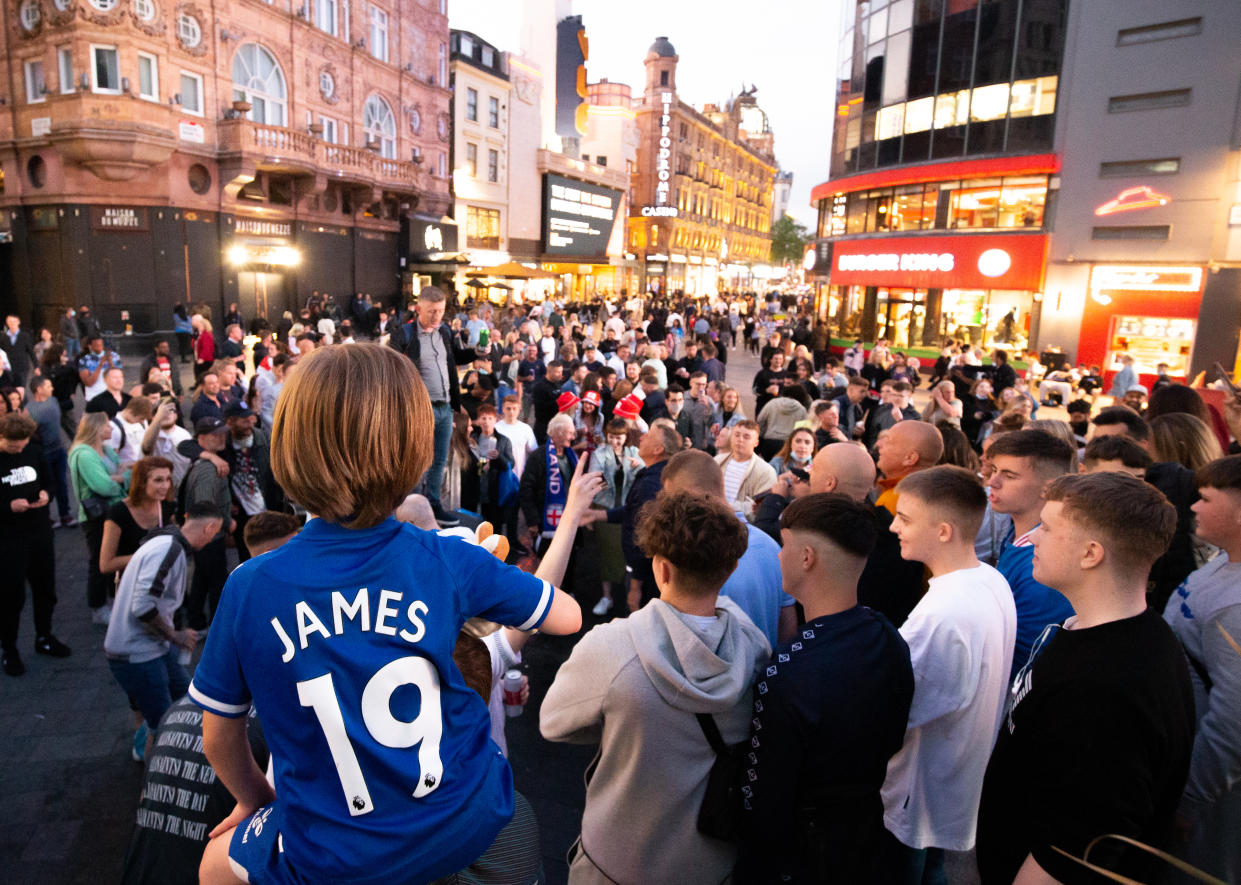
top-left (228, 803), bottom-right (291, 885)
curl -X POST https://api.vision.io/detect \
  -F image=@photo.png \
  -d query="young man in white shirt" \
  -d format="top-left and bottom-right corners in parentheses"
top-left (141, 401), bottom-right (195, 486)
top-left (882, 465), bottom-right (1017, 882)
top-left (714, 420), bottom-right (776, 521)
top-left (109, 396), bottom-right (153, 467)
top-left (494, 394), bottom-right (538, 479)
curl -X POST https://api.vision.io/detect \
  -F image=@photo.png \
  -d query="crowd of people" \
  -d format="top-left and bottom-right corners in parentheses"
top-left (0, 286), bottom-right (1238, 885)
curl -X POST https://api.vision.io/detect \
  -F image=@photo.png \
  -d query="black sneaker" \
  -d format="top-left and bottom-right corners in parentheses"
top-left (431, 504), bottom-right (460, 527)
top-left (2, 647), bottom-right (25, 676)
top-left (34, 635), bottom-right (72, 658)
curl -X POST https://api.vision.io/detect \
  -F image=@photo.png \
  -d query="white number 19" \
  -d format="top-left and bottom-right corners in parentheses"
top-left (296, 655), bottom-right (445, 816)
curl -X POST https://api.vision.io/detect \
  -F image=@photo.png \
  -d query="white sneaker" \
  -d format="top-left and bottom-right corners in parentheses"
top-left (91, 604), bottom-right (112, 626)
top-left (591, 597), bottom-right (613, 616)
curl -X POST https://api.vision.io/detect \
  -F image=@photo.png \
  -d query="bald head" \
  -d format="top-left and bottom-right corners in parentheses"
top-left (876, 420), bottom-right (945, 481)
top-left (810, 443), bottom-right (877, 501)
top-left (662, 449), bottom-right (725, 499)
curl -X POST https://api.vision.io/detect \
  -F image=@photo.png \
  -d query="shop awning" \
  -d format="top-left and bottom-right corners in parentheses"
top-left (465, 261), bottom-right (557, 279)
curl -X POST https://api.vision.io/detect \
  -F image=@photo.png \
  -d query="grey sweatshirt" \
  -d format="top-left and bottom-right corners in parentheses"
top-left (541, 597), bottom-right (770, 885)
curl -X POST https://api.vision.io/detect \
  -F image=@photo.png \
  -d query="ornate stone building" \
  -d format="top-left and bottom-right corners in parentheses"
top-left (0, 0), bottom-right (450, 329)
top-left (628, 36), bottom-right (777, 297)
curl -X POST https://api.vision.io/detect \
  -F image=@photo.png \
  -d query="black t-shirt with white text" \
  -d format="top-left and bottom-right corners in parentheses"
top-left (977, 609), bottom-right (1195, 884)
top-left (0, 440), bottom-right (51, 534)
top-left (121, 697), bottom-right (268, 885)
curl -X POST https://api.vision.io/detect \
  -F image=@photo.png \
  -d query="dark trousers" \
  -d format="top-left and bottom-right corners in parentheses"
top-left (233, 511), bottom-right (253, 563)
top-left (45, 448), bottom-right (72, 522)
top-left (82, 516), bottom-right (112, 609)
top-left (481, 502), bottom-right (519, 562)
top-left (185, 537), bottom-right (227, 630)
top-left (0, 528), bottom-right (57, 647)
top-left (877, 828), bottom-right (947, 885)
top-left (175, 332), bottom-right (193, 362)
top-left (58, 399), bottom-right (77, 440)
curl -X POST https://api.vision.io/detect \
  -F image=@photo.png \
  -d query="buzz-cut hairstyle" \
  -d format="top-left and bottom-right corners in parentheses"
top-left (1043, 472), bottom-right (1176, 574)
top-left (662, 449), bottom-right (725, 498)
top-left (502, 394), bottom-right (520, 406)
top-left (242, 510), bottom-right (302, 550)
top-left (476, 403), bottom-right (498, 417)
top-left (690, 371), bottom-right (708, 382)
top-left (418, 285), bottom-right (447, 303)
top-left (987, 428), bottom-right (1075, 476)
top-left (547, 359), bottom-right (565, 371)
top-left (649, 422), bottom-right (682, 456)
top-left (896, 465), bottom-right (989, 539)
top-left (1194, 454), bottom-right (1241, 492)
top-left (184, 500), bottom-right (226, 523)
top-left (780, 492), bottom-right (878, 560)
top-left (666, 383), bottom-right (685, 395)
top-left (1083, 435), bottom-right (1153, 471)
top-left (1091, 405), bottom-right (1149, 441)
top-left (635, 491), bottom-right (749, 597)
top-left (271, 343), bottom-right (433, 530)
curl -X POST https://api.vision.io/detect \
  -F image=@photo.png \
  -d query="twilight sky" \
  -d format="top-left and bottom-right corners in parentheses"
top-left (448, 0), bottom-right (841, 228)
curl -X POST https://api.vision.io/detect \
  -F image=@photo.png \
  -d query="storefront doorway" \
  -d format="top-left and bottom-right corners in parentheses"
top-left (237, 271), bottom-right (287, 326)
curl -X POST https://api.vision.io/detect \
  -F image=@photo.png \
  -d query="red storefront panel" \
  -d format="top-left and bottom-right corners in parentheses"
top-left (829, 233), bottom-right (1049, 291)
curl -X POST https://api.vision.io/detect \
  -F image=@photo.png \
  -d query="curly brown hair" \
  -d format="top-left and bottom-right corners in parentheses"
top-left (635, 491), bottom-right (748, 596)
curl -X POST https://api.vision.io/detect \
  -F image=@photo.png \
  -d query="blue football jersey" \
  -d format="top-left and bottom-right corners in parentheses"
top-left (189, 517), bottom-right (553, 884)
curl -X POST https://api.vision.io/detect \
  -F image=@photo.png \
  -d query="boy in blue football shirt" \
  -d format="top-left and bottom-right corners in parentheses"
top-left (194, 344), bottom-right (596, 885)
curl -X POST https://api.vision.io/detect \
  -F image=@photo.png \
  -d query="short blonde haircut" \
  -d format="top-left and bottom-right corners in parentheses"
top-left (271, 343), bottom-right (433, 529)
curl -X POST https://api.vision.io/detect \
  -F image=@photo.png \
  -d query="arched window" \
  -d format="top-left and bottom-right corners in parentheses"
top-left (364, 94), bottom-right (396, 159)
top-left (232, 44), bottom-right (287, 127)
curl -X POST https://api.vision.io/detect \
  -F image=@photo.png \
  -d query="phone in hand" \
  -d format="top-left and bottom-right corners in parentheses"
top-left (789, 467), bottom-right (811, 484)
top-left (1213, 363), bottom-right (1241, 398)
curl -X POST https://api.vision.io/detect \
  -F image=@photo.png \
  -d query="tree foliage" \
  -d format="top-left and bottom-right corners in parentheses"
top-left (769, 214), bottom-right (811, 266)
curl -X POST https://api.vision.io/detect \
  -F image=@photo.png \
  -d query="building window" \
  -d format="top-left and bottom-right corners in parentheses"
top-left (132, 0), bottom-right (155, 22)
top-left (465, 142), bottom-right (477, 176)
top-left (316, 0), bottom-right (337, 37)
top-left (137, 52), bottom-right (158, 101)
top-left (596, 155), bottom-right (607, 166)
top-left (178, 13), bottom-right (202, 48)
top-left (487, 148), bottom-right (498, 182)
top-left (88, 0), bottom-right (116, 10)
top-left (466, 88), bottom-right (478, 121)
top-left (91, 45), bottom-right (120, 93)
top-left (363, 94), bottom-right (396, 158)
top-left (320, 70), bottom-right (335, 100)
top-left (1117, 17), bottom-right (1202, 46)
top-left (1099, 157), bottom-right (1181, 177)
top-left (1108, 89), bottom-right (1191, 113)
top-left (481, 46), bottom-right (494, 67)
top-left (488, 96), bottom-right (499, 127)
top-left (369, 6), bottom-right (388, 62)
top-left (466, 206), bottom-right (500, 249)
top-left (19, 0), bottom-right (40, 31)
top-left (180, 71), bottom-right (203, 115)
top-left (320, 117), bottom-right (338, 143)
top-left (459, 33), bottom-right (473, 56)
top-left (660, 70), bottom-right (668, 86)
top-left (57, 46), bottom-right (73, 94)
top-left (24, 60), bottom-right (46, 103)
top-left (232, 43), bottom-right (287, 126)
top-left (438, 42), bottom-right (447, 87)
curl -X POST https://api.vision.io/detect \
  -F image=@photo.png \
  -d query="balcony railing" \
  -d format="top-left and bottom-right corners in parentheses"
top-left (218, 119), bottom-right (423, 190)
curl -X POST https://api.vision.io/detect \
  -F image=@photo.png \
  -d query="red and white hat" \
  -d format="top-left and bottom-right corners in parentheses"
top-left (613, 394), bottom-right (643, 421)
top-left (581, 390), bottom-right (602, 408)
top-left (557, 391), bottom-right (581, 413)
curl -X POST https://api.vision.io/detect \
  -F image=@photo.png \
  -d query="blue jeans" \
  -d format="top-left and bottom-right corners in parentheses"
top-left (108, 647), bottom-right (190, 730)
top-left (422, 402), bottom-right (454, 508)
top-left (64, 337), bottom-right (81, 360)
top-left (879, 828), bottom-right (947, 885)
top-left (45, 447), bottom-right (72, 522)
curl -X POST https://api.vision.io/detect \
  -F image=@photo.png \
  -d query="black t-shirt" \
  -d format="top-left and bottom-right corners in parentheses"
top-left (122, 697), bottom-right (268, 885)
top-left (739, 606), bottom-right (914, 883)
top-left (0, 440), bottom-right (52, 534)
top-left (107, 500), bottom-right (178, 558)
top-left (977, 608), bottom-right (1195, 884)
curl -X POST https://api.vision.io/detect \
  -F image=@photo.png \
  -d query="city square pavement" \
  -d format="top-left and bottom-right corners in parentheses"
top-left (0, 334), bottom-right (982, 884)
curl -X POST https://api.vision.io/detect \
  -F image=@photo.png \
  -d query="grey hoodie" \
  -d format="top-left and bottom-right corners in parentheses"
top-left (541, 596), bottom-right (770, 885)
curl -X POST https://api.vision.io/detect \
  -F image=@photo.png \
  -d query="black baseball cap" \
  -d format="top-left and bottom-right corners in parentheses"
top-left (223, 402), bottom-right (254, 420)
top-left (194, 417), bottom-right (227, 435)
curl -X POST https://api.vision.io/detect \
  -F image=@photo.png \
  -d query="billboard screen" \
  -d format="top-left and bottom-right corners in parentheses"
top-left (542, 174), bottom-right (621, 258)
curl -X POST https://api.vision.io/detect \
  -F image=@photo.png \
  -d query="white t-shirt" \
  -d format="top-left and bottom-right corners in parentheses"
top-left (495, 419), bottom-right (538, 478)
top-left (482, 629), bottom-right (521, 758)
top-left (722, 457), bottom-right (751, 507)
top-left (109, 416), bottom-right (148, 465)
top-left (881, 563), bottom-right (1017, 851)
top-left (151, 424), bottom-right (193, 485)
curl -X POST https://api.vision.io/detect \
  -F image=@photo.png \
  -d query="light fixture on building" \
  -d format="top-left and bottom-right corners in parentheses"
top-left (227, 244), bottom-right (301, 267)
top-left (220, 28), bottom-right (240, 42)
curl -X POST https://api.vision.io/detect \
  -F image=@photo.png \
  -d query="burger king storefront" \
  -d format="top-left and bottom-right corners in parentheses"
top-left (815, 232), bottom-right (1049, 355)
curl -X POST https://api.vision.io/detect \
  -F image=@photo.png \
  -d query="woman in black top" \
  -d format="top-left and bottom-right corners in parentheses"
top-left (99, 456), bottom-right (177, 576)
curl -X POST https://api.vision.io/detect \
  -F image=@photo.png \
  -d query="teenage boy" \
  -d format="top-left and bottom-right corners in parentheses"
top-left (1164, 456), bottom-right (1241, 880)
top-left (881, 466), bottom-right (1017, 882)
top-left (978, 473), bottom-right (1195, 884)
top-left (1080, 435), bottom-right (1152, 478)
top-left (740, 493), bottom-right (914, 882)
top-left (541, 491), bottom-right (769, 884)
top-left (195, 344), bottom-right (598, 885)
top-left (985, 430), bottom-right (1076, 678)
